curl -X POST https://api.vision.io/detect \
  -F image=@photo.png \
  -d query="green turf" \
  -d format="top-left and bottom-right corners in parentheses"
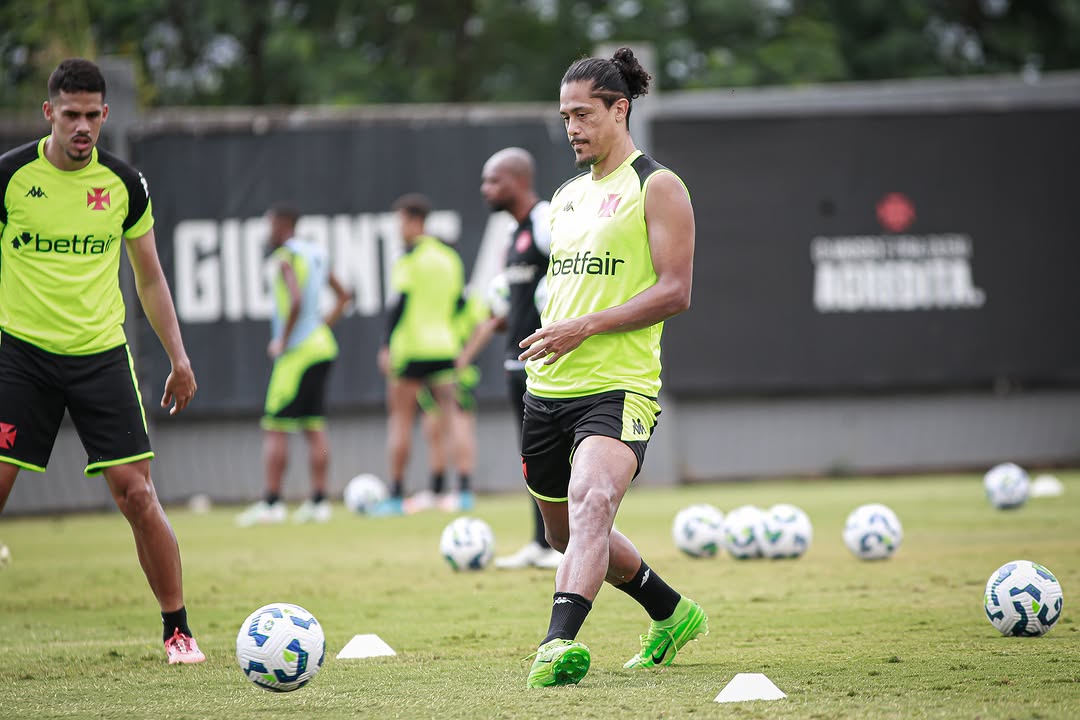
top-left (1, 473), bottom-right (1078, 719)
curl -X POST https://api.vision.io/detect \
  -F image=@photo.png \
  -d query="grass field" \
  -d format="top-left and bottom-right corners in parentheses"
top-left (1, 472), bottom-right (1078, 719)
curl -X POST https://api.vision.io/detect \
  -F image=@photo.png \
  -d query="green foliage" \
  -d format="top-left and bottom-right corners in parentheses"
top-left (3, 0), bottom-right (1080, 108)
top-left (0, 473), bottom-right (1077, 718)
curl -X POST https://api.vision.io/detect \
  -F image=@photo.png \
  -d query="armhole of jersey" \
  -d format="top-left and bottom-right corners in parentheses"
top-left (0, 140), bottom-right (41, 226)
top-left (96, 148), bottom-right (150, 233)
top-left (635, 154), bottom-right (688, 224)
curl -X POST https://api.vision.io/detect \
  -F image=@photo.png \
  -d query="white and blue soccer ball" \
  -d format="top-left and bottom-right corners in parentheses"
top-left (843, 503), bottom-right (903, 560)
top-left (672, 504), bottom-right (725, 558)
top-left (984, 560), bottom-right (1064, 637)
top-left (722, 505), bottom-right (767, 559)
top-left (236, 603), bottom-right (326, 692)
top-left (983, 462), bottom-right (1030, 510)
top-left (0, 541), bottom-right (10, 568)
top-left (343, 473), bottom-right (389, 514)
top-left (440, 516), bottom-right (495, 571)
top-left (760, 504), bottom-right (813, 559)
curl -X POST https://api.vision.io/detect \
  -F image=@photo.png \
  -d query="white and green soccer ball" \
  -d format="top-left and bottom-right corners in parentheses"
top-left (984, 560), bottom-right (1064, 637)
top-left (843, 503), bottom-right (903, 560)
top-left (760, 504), bottom-right (813, 559)
top-left (343, 473), bottom-right (389, 514)
top-left (486, 272), bottom-right (511, 320)
top-left (672, 504), bottom-right (725, 558)
top-left (722, 505), bottom-right (767, 559)
top-left (983, 462), bottom-right (1030, 510)
top-left (440, 516), bottom-right (495, 571)
top-left (236, 603), bottom-right (326, 692)
top-left (0, 542), bottom-right (10, 568)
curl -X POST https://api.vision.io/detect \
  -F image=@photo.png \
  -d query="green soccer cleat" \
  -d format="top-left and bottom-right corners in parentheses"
top-left (623, 596), bottom-right (708, 669)
top-left (526, 639), bottom-right (591, 688)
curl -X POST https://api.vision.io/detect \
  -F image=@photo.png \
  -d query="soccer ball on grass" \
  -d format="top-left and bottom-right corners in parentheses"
top-left (722, 505), bottom-right (767, 559)
top-left (760, 504), bottom-right (813, 559)
top-left (843, 503), bottom-right (903, 560)
top-left (983, 462), bottom-right (1030, 510)
top-left (236, 603), bottom-right (326, 692)
top-left (343, 473), bottom-right (389, 514)
top-left (671, 504), bottom-right (725, 558)
top-left (440, 516), bottom-right (495, 571)
top-left (984, 560), bottom-right (1064, 637)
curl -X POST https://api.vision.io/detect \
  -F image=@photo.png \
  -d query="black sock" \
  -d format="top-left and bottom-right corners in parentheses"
top-left (458, 473), bottom-right (470, 493)
top-left (614, 559), bottom-right (681, 621)
top-left (431, 471), bottom-right (445, 495)
top-left (541, 592), bottom-right (592, 644)
top-left (162, 607), bottom-right (193, 643)
top-left (265, 493), bottom-right (281, 505)
top-left (532, 501), bottom-right (550, 548)
top-left (312, 490), bottom-right (325, 504)
top-left (391, 478), bottom-right (404, 499)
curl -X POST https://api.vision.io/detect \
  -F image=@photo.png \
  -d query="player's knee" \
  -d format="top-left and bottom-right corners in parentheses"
top-left (569, 484), bottom-right (619, 525)
top-left (113, 475), bottom-right (157, 517)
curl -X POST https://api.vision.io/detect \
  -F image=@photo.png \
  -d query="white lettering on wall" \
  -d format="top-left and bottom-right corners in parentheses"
top-left (173, 211), bottom-right (463, 324)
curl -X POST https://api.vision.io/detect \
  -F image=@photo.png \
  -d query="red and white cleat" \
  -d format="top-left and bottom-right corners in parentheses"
top-left (165, 629), bottom-right (207, 664)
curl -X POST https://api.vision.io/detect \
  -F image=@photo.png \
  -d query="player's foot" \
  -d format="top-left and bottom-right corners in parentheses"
top-left (526, 638), bottom-right (591, 688)
top-left (369, 497), bottom-right (404, 517)
top-left (292, 499), bottom-right (331, 524)
top-left (403, 490), bottom-right (437, 514)
top-left (458, 490), bottom-right (475, 511)
top-left (495, 541), bottom-right (562, 570)
top-left (234, 500), bottom-right (287, 528)
top-left (623, 596), bottom-right (708, 669)
top-left (164, 629), bottom-right (206, 665)
top-left (436, 490), bottom-right (475, 513)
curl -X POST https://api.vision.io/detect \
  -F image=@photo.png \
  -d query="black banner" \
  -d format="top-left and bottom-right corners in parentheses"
top-left (130, 117), bottom-right (576, 415)
top-left (654, 109), bottom-right (1080, 395)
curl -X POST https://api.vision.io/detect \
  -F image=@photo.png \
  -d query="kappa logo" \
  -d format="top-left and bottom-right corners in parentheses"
top-left (553, 597), bottom-right (574, 606)
top-left (598, 193), bottom-right (621, 218)
top-left (25, 186), bottom-right (47, 199)
top-left (630, 418), bottom-right (647, 436)
top-left (0, 422), bottom-right (16, 450)
top-left (639, 568), bottom-right (651, 588)
top-left (562, 200), bottom-right (575, 212)
top-left (87, 187), bottom-right (110, 210)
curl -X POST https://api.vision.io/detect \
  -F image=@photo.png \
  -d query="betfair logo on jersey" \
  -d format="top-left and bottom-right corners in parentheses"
top-left (550, 250), bottom-right (625, 277)
top-left (11, 231), bottom-right (117, 255)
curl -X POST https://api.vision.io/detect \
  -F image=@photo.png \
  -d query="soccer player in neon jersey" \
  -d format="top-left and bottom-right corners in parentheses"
top-left (0, 58), bottom-right (205, 664)
top-left (518, 48), bottom-right (707, 687)
top-left (235, 203), bottom-right (353, 527)
top-left (374, 193), bottom-right (466, 515)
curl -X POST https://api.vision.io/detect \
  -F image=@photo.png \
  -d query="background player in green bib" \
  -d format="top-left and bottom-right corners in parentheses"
top-left (235, 204), bottom-right (353, 527)
top-left (0, 59), bottom-right (204, 664)
top-left (375, 193), bottom-right (466, 515)
top-left (517, 48), bottom-right (706, 687)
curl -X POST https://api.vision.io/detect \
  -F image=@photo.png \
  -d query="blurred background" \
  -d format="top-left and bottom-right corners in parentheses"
top-left (2, 0), bottom-right (1079, 513)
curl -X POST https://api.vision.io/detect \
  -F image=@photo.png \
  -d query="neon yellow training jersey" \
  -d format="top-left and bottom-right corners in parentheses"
top-left (0, 137), bottom-right (154, 355)
top-left (526, 151), bottom-right (687, 399)
top-left (388, 235), bottom-right (464, 363)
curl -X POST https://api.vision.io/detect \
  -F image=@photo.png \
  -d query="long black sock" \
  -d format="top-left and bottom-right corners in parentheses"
top-left (391, 478), bottom-right (404, 499)
top-left (162, 607), bottom-right (193, 642)
top-left (431, 471), bottom-right (445, 495)
top-left (541, 592), bottom-right (592, 644)
top-left (532, 501), bottom-right (550, 548)
top-left (614, 559), bottom-right (681, 621)
top-left (312, 490), bottom-right (326, 504)
top-left (265, 493), bottom-right (281, 505)
top-left (458, 473), bottom-right (470, 493)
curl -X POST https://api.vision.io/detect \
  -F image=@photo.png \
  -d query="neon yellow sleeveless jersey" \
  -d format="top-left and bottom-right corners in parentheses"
top-left (526, 151), bottom-right (686, 399)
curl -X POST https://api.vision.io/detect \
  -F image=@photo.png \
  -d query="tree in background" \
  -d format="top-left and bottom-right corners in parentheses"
top-left (2, 0), bottom-right (1079, 110)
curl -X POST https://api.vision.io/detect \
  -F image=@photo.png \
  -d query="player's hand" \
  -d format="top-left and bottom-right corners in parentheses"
top-left (162, 360), bottom-right (197, 416)
top-left (518, 317), bottom-right (590, 365)
top-left (267, 337), bottom-right (284, 359)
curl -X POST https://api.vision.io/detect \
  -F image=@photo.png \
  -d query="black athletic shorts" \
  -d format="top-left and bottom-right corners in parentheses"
top-left (396, 358), bottom-right (455, 382)
top-left (520, 389), bottom-right (661, 502)
top-left (0, 331), bottom-right (153, 476)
